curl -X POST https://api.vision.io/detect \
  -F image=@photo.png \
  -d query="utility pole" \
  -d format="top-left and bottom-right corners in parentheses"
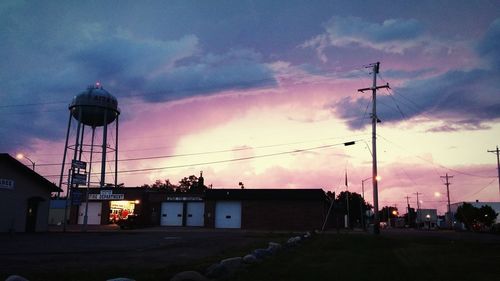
top-left (358, 62), bottom-right (390, 235)
top-left (414, 192), bottom-right (421, 210)
top-left (414, 192), bottom-right (421, 227)
top-left (488, 146), bottom-right (500, 200)
top-left (440, 173), bottom-right (453, 229)
top-left (345, 170), bottom-right (350, 229)
top-left (405, 195), bottom-right (411, 225)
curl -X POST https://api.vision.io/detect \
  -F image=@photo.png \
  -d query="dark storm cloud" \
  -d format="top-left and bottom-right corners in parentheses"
top-left (0, 2), bottom-right (277, 151)
top-left (334, 18), bottom-right (500, 131)
top-left (325, 17), bottom-right (424, 43)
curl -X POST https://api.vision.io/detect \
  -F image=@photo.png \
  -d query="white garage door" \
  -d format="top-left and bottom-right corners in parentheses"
top-left (78, 202), bottom-right (102, 225)
top-left (161, 202), bottom-right (184, 226)
top-left (215, 201), bottom-right (241, 229)
top-left (186, 202), bottom-right (205, 227)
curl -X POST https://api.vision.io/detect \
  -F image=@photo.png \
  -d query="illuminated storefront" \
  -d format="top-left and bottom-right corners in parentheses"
top-left (109, 200), bottom-right (140, 223)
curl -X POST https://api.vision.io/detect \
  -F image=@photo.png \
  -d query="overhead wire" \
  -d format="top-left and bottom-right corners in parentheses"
top-left (40, 138), bottom-right (366, 178)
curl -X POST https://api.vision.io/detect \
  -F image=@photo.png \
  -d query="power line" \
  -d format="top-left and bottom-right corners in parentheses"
top-left (34, 134), bottom-right (370, 166)
top-left (377, 133), bottom-right (496, 179)
top-left (40, 139), bottom-right (365, 178)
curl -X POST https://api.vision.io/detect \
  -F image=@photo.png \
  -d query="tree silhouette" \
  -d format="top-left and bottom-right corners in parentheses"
top-left (335, 191), bottom-right (372, 228)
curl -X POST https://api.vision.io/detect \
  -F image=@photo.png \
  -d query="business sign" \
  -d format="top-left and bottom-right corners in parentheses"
top-left (88, 190), bottom-right (124, 200)
top-left (72, 190), bottom-right (82, 205)
top-left (72, 173), bottom-right (87, 185)
top-left (72, 160), bottom-right (87, 170)
top-left (166, 196), bottom-right (203, 201)
top-left (0, 179), bottom-right (15, 190)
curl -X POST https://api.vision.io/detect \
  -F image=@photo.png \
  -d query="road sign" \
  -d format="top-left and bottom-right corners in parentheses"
top-left (72, 160), bottom-right (87, 170)
top-left (72, 173), bottom-right (87, 185)
top-left (71, 190), bottom-right (82, 205)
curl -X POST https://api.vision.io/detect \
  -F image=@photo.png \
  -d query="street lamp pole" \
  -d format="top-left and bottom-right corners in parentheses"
top-left (16, 153), bottom-right (35, 171)
top-left (361, 177), bottom-right (371, 230)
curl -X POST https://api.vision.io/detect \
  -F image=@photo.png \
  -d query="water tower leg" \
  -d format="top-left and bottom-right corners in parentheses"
top-left (100, 111), bottom-right (108, 188)
top-left (58, 113), bottom-right (72, 198)
top-left (83, 126), bottom-right (95, 232)
top-left (115, 115), bottom-right (119, 188)
top-left (64, 108), bottom-right (82, 231)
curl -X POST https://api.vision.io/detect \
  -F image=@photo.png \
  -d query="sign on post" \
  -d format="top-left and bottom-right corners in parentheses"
top-left (72, 173), bottom-right (87, 185)
top-left (72, 160), bottom-right (87, 170)
top-left (72, 190), bottom-right (82, 205)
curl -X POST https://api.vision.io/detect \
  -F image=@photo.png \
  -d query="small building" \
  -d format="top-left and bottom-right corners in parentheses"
top-left (0, 153), bottom-right (62, 232)
top-left (416, 209), bottom-right (438, 229)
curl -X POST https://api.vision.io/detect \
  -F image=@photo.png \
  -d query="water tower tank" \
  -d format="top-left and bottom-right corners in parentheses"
top-left (69, 84), bottom-right (120, 127)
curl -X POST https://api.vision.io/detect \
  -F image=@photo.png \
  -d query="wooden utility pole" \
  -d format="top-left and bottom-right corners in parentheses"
top-left (357, 62), bottom-right (390, 235)
top-left (440, 173), bottom-right (453, 229)
top-left (488, 146), bottom-right (500, 200)
top-left (414, 192), bottom-right (421, 210)
top-left (405, 195), bottom-right (412, 226)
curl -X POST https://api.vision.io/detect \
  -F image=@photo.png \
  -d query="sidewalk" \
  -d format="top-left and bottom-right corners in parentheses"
top-left (48, 224), bottom-right (120, 232)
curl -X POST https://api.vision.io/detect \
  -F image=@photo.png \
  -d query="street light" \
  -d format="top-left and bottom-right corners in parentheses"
top-left (16, 153), bottom-right (35, 171)
top-left (360, 177), bottom-right (373, 230)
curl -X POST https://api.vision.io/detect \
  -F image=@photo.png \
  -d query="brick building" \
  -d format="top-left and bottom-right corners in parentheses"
top-left (68, 187), bottom-right (327, 231)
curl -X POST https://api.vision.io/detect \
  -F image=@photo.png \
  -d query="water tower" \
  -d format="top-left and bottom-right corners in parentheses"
top-left (58, 83), bottom-right (120, 196)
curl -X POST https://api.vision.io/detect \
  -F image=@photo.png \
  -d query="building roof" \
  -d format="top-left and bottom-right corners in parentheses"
top-left (0, 153), bottom-right (62, 192)
top-left (205, 188), bottom-right (326, 201)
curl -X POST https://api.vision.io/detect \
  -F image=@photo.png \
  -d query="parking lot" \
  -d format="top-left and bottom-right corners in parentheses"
top-left (0, 226), bottom-right (286, 280)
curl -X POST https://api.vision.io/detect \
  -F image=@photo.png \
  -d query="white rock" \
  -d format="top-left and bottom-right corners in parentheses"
top-left (5, 275), bottom-right (30, 281)
top-left (242, 254), bottom-right (258, 264)
top-left (220, 256), bottom-right (243, 272)
top-left (170, 271), bottom-right (208, 281)
top-left (206, 263), bottom-right (227, 278)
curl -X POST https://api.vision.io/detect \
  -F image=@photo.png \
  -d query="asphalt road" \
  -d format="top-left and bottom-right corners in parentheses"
top-left (0, 227), bottom-right (283, 278)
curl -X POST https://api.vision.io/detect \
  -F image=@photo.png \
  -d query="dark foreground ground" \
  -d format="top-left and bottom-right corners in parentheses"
top-left (0, 226), bottom-right (289, 281)
top-left (1, 227), bottom-right (499, 281)
top-left (234, 229), bottom-right (500, 281)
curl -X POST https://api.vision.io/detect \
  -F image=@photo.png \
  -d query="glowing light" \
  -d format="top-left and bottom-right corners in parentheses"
top-left (434, 192), bottom-right (441, 197)
top-left (375, 175), bottom-right (382, 181)
top-left (134, 200), bottom-right (140, 204)
top-left (16, 153), bottom-right (24, 160)
top-left (95, 81), bottom-right (101, 87)
top-left (392, 210), bottom-right (398, 216)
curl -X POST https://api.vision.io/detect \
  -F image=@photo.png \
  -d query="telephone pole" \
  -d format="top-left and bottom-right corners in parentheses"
top-left (358, 62), bottom-right (390, 235)
top-left (414, 192), bottom-right (422, 228)
top-left (488, 146), bottom-right (500, 200)
top-left (440, 173), bottom-right (453, 229)
top-left (405, 196), bottom-right (412, 226)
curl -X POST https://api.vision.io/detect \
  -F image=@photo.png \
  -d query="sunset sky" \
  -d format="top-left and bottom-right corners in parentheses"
top-left (1, 1), bottom-right (499, 213)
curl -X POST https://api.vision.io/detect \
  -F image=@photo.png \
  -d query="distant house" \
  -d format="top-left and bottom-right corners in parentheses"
top-left (416, 209), bottom-right (438, 229)
top-left (450, 201), bottom-right (500, 224)
top-left (0, 153), bottom-right (62, 232)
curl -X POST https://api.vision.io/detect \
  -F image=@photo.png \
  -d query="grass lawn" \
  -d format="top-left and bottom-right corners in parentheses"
top-left (231, 233), bottom-right (500, 281)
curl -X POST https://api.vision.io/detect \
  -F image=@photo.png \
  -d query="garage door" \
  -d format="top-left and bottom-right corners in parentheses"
top-left (186, 202), bottom-right (205, 227)
top-left (215, 201), bottom-right (241, 229)
top-left (78, 202), bottom-right (102, 225)
top-left (161, 202), bottom-right (184, 226)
